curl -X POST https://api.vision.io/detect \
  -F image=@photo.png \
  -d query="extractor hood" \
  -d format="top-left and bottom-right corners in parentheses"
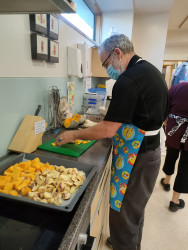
top-left (0, 0), bottom-right (76, 14)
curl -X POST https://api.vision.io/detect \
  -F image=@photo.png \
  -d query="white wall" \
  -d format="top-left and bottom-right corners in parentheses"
top-left (101, 10), bottom-right (133, 42)
top-left (164, 46), bottom-right (188, 60)
top-left (164, 30), bottom-right (188, 60)
top-left (0, 15), bottom-right (95, 158)
top-left (0, 15), bottom-right (94, 77)
top-left (132, 12), bottom-right (169, 71)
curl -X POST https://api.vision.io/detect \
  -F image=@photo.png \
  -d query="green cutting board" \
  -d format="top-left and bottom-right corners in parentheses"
top-left (37, 139), bottom-right (96, 158)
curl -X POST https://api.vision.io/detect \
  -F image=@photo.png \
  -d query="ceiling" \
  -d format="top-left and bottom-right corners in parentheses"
top-left (134, 0), bottom-right (174, 14)
top-left (94, 0), bottom-right (188, 49)
top-left (94, 0), bottom-right (133, 12)
top-left (168, 0), bottom-right (188, 30)
top-left (94, 0), bottom-right (188, 31)
top-left (94, 0), bottom-right (174, 13)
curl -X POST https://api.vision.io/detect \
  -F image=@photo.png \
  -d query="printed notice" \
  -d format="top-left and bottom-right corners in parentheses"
top-left (85, 77), bottom-right (91, 92)
top-left (35, 120), bottom-right (45, 135)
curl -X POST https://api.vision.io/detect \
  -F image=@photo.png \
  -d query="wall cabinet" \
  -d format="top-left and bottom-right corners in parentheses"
top-left (90, 151), bottom-right (112, 249)
top-left (91, 47), bottom-right (109, 78)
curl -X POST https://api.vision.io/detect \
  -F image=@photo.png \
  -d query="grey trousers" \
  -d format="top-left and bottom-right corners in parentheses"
top-left (110, 147), bottom-right (161, 250)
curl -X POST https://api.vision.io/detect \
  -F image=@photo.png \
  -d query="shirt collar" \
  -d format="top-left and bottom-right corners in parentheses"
top-left (126, 55), bottom-right (141, 69)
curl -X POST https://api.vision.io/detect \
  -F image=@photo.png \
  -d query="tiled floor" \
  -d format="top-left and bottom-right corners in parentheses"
top-left (102, 155), bottom-right (188, 250)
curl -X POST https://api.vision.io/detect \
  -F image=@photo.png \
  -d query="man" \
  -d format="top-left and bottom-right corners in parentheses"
top-left (57, 34), bottom-right (168, 250)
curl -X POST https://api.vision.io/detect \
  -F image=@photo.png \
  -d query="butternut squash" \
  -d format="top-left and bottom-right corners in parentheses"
top-left (64, 118), bottom-right (79, 129)
top-left (73, 113), bottom-right (86, 124)
top-left (9, 190), bottom-right (18, 196)
top-left (4, 182), bottom-right (13, 192)
top-left (21, 187), bottom-right (31, 196)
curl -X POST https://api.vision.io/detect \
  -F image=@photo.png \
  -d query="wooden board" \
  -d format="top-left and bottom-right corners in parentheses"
top-left (38, 139), bottom-right (96, 158)
top-left (8, 115), bottom-right (47, 153)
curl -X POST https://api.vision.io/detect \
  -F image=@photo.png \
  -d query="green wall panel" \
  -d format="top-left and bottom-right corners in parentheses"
top-left (0, 77), bottom-right (86, 158)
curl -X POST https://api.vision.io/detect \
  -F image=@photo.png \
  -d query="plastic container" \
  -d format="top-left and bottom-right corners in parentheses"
top-left (107, 27), bottom-right (118, 38)
top-left (83, 93), bottom-right (104, 107)
top-left (87, 88), bottom-right (106, 105)
top-left (88, 87), bottom-right (106, 96)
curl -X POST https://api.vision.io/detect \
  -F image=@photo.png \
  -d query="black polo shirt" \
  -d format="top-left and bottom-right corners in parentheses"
top-left (104, 55), bottom-right (168, 152)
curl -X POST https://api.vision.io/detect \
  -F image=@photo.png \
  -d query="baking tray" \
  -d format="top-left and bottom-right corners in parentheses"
top-left (0, 153), bottom-right (96, 212)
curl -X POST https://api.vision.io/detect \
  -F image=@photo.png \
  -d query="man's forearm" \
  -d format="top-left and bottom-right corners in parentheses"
top-left (57, 121), bottom-right (122, 145)
top-left (72, 121), bottom-right (112, 141)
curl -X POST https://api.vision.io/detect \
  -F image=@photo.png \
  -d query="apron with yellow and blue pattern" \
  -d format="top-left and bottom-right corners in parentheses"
top-left (110, 124), bottom-right (145, 212)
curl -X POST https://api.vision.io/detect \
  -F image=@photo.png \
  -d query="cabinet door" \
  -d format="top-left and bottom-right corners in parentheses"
top-left (91, 48), bottom-right (109, 77)
top-left (90, 151), bottom-right (112, 238)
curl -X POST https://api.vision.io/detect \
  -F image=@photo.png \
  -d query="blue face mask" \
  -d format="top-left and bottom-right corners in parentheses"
top-left (106, 64), bottom-right (120, 80)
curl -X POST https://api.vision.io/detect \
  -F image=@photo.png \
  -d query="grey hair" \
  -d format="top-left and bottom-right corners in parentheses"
top-left (99, 34), bottom-right (134, 54)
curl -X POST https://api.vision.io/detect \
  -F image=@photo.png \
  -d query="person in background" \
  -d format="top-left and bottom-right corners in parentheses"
top-left (161, 81), bottom-right (188, 212)
top-left (56, 34), bottom-right (168, 250)
top-left (171, 61), bottom-right (188, 87)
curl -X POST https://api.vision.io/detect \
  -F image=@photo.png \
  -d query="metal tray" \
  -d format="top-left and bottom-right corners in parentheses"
top-left (0, 153), bottom-right (96, 212)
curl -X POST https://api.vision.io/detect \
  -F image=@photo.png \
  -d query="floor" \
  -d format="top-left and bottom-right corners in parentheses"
top-left (102, 155), bottom-right (188, 250)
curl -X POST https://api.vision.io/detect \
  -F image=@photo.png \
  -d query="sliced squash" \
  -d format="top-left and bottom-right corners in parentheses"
top-left (72, 113), bottom-right (82, 122)
top-left (73, 114), bottom-right (86, 124)
top-left (64, 118), bottom-right (79, 129)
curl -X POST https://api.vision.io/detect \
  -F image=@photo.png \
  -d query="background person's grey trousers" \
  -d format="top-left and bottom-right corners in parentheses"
top-left (110, 147), bottom-right (161, 250)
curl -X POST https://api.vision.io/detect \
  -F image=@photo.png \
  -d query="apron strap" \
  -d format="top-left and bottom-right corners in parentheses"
top-left (168, 113), bottom-right (188, 143)
top-left (145, 129), bottom-right (160, 136)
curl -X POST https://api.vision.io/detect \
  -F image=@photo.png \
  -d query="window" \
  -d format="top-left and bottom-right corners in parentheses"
top-left (61, 0), bottom-right (95, 40)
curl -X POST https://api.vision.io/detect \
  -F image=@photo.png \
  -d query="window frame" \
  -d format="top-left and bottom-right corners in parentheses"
top-left (58, 0), bottom-right (99, 45)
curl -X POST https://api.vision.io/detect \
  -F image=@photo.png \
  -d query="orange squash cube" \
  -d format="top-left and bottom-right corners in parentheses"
top-left (0, 176), bottom-right (10, 189)
top-left (17, 182), bottom-right (28, 191)
top-left (14, 166), bottom-right (23, 171)
top-left (31, 157), bottom-right (40, 166)
top-left (3, 171), bottom-right (12, 176)
top-left (0, 179), bottom-right (7, 189)
top-left (5, 166), bottom-right (15, 173)
top-left (13, 179), bottom-right (24, 190)
top-left (32, 162), bottom-right (43, 171)
top-left (19, 160), bottom-right (32, 170)
top-left (9, 190), bottom-right (18, 196)
top-left (12, 169), bottom-right (21, 180)
top-left (21, 187), bottom-right (31, 196)
top-left (48, 165), bottom-right (55, 171)
top-left (3, 182), bottom-right (13, 192)
top-left (0, 189), bottom-right (9, 194)
top-left (24, 178), bottom-right (31, 185)
top-left (44, 162), bottom-right (50, 168)
top-left (27, 173), bottom-right (36, 181)
top-left (40, 166), bottom-right (47, 173)
top-left (27, 167), bottom-right (36, 173)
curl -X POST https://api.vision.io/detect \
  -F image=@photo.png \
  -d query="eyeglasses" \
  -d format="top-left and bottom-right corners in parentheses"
top-left (102, 51), bottom-right (114, 68)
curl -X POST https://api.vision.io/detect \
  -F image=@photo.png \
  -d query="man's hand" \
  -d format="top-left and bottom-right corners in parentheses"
top-left (56, 131), bottom-right (75, 146)
top-left (56, 121), bottom-right (122, 146)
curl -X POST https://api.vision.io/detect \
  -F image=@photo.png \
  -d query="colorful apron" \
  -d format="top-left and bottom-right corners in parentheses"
top-left (110, 123), bottom-right (145, 212)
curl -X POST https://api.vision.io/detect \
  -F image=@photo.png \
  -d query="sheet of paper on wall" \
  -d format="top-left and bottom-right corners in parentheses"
top-left (35, 120), bottom-right (45, 135)
top-left (67, 82), bottom-right (75, 106)
top-left (85, 77), bottom-right (91, 93)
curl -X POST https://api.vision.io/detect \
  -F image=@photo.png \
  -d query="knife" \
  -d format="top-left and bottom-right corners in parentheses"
top-left (34, 105), bottom-right (42, 116)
